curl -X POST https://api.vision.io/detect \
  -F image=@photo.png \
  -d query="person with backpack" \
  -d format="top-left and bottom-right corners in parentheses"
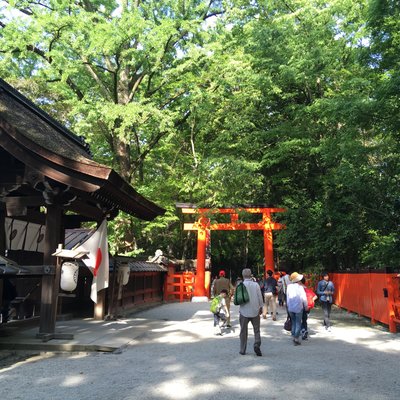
top-left (238, 268), bottom-right (264, 356)
top-left (213, 270), bottom-right (234, 327)
top-left (210, 289), bottom-right (229, 335)
top-left (261, 269), bottom-right (278, 321)
top-left (317, 272), bottom-right (335, 332)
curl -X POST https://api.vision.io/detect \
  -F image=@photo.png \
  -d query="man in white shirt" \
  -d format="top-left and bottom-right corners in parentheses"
top-left (239, 268), bottom-right (264, 356)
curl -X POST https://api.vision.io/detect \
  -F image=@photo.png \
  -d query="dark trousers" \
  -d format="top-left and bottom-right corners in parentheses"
top-left (214, 312), bottom-right (227, 327)
top-left (239, 313), bottom-right (261, 354)
top-left (301, 310), bottom-right (309, 332)
top-left (321, 301), bottom-right (332, 327)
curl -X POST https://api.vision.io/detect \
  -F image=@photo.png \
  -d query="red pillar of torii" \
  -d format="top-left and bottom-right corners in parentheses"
top-left (181, 207), bottom-right (285, 297)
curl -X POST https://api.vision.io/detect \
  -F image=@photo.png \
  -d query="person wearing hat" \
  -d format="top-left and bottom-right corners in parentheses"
top-left (286, 272), bottom-right (309, 345)
top-left (213, 270), bottom-right (234, 327)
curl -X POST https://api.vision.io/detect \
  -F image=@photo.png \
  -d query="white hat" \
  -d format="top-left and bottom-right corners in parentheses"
top-left (290, 272), bottom-right (303, 283)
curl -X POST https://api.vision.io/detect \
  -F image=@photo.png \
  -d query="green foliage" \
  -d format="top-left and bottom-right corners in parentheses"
top-left (0, 0), bottom-right (398, 271)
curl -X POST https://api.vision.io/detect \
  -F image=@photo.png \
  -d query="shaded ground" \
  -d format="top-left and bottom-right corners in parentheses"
top-left (0, 349), bottom-right (39, 369)
top-left (0, 303), bottom-right (399, 400)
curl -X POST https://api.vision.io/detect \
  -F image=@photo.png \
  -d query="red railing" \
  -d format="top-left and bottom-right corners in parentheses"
top-left (163, 272), bottom-right (194, 302)
top-left (331, 271), bottom-right (400, 333)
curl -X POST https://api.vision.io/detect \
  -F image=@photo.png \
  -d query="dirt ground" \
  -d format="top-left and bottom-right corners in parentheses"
top-left (0, 302), bottom-right (399, 400)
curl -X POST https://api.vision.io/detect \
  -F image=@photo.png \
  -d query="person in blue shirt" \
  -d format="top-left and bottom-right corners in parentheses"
top-left (317, 272), bottom-right (335, 332)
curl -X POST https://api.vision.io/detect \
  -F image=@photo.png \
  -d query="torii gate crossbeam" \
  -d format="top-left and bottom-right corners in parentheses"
top-left (181, 207), bottom-right (286, 297)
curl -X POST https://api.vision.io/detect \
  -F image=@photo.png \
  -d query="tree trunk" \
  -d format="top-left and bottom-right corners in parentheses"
top-left (113, 136), bottom-right (131, 182)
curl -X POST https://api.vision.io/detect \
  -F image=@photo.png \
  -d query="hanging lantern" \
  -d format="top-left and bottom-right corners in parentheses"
top-left (117, 265), bottom-right (130, 285)
top-left (60, 261), bottom-right (79, 291)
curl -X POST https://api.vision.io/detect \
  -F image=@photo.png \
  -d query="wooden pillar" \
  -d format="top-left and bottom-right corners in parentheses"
top-left (194, 218), bottom-right (208, 297)
top-left (387, 273), bottom-right (398, 333)
top-left (39, 205), bottom-right (63, 334)
top-left (107, 258), bottom-right (118, 319)
top-left (263, 228), bottom-right (274, 274)
top-left (205, 270), bottom-right (211, 297)
top-left (94, 289), bottom-right (106, 320)
top-left (368, 270), bottom-right (376, 325)
top-left (263, 211), bottom-right (274, 274)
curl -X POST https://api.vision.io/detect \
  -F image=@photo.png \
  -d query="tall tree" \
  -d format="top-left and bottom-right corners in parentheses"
top-left (0, 0), bottom-right (227, 255)
top-left (0, 0), bottom-right (224, 183)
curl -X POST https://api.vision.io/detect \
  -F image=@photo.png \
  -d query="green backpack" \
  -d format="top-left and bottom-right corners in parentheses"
top-left (210, 295), bottom-right (221, 314)
top-left (234, 282), bottom-right (250, 305)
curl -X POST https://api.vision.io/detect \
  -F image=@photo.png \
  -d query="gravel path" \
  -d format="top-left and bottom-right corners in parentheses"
top-left (0, 302), bottom-right (399, 400)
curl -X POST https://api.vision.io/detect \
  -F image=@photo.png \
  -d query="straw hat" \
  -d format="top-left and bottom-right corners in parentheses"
top-left (290, 272), bottom-right (303, 283)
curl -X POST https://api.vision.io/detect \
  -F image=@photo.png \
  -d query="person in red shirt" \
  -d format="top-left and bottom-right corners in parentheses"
top-left (300, 277), bottom-right (317, 340)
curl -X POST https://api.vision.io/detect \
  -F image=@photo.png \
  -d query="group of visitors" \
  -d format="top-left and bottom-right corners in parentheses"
top-left (285, 271), bottom-right (335, 344)
top-left (210, 268), bottom-right (335, 355)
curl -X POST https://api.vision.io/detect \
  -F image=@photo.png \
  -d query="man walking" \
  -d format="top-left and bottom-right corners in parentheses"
top-left (213, 270), bottom-right (234, 327)
top-left (262, 269), bottom-right (278, 320)
top-left (317, 272), bottom-right (335, 332)
top-left (239, 268), bottom-right (264, 356)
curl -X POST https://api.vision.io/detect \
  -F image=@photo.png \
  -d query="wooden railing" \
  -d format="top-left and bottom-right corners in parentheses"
top-left (163, 272), bottom-right (194, 302)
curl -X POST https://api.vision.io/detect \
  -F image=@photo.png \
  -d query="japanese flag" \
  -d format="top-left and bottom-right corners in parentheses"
top-left (75, 220), bottom-right (109, 303)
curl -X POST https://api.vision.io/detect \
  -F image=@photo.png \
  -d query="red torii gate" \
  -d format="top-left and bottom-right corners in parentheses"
top-left (181, 206), bottom-right (285, 297)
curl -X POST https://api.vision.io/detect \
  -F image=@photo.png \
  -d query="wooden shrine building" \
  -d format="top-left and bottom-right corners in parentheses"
top-left (0, 78), bottom-right (164, 334)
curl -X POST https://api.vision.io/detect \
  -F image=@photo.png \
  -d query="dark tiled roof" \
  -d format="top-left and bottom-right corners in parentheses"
top-left (0, 87), bottom-right (93, 163)
top-left (0, 256), bottom-right (52, 275)
top-left (127, 261), bottom-right (167, 272)
top-left (65, 229), bottom-right (95, 250)
top-left (65, 230), bottom-right (167, 272)
top-left (0, 78), bottom-right (165, 221)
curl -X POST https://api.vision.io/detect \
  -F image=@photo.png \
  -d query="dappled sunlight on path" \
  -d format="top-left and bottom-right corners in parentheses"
top-left (0, 301), bottom-right (398, 400)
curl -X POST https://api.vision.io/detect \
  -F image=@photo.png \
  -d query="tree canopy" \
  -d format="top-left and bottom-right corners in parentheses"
top-left (1, 0), bottom-right (398, 275)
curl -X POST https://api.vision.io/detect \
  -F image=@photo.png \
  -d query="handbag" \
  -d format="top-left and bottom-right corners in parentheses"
top-left (316, 282), bottom-right (330, 305)
top-left (284, 316), bottom-right (292, 331)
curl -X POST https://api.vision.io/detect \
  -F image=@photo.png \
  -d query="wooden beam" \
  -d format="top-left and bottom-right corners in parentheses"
top-left (66, 198), bottom-right (106, 220)
top-left (63, 214), bottom-right (95, 228)
top-left (5, 195), bottom-right (45, 207)
top-left (184, 222), bottom-right (285, 231)
top-left (181, 207), bottom-right (286, 214)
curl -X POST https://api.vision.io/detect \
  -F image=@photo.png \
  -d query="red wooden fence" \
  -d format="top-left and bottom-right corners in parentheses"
top-left (331, 271), bottom-right (400, 333)
top-left (163, 272), bottom-right (194, 302)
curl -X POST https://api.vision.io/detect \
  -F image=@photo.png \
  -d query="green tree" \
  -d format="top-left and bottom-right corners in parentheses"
top-left (0, 0), bottom-right (227, 255)
top-left (1, 0), bottom-right (398, 270)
